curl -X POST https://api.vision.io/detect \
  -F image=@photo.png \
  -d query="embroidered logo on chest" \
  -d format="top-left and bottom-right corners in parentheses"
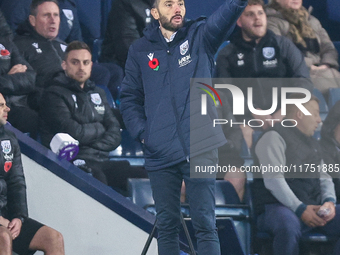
top-left (32, 43), bottom-right (42, 53)
top-left (91, 93), bottom-right (102, 105)
top-left (1, 140), bottom-right (12, 172)
top-left (262, 47), bottom-right (275, 59)
top-left (178, 54), bottom-right (192, 68)
top-left (180, 40), bottom-right (189, 55)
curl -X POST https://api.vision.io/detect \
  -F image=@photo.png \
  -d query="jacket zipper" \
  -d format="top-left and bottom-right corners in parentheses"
top-left (167, 46), bottom-right (190, 162)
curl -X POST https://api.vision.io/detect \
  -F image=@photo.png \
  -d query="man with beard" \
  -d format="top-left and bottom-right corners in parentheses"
top-left (120, 0), bottom-right (248, 254)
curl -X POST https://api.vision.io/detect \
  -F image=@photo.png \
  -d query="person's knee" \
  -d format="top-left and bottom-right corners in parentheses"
top-left (30, 226), bottom-right (64, 252)
top-left (0, 227), bottom-right (12, 251)
top-left (46, 229), bottom-right (64, 248)
top-left (275, 221), bottom-right (301, 239)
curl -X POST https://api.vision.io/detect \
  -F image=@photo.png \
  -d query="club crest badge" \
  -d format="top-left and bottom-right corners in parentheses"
top-left (262, 47), bottom-right (275, 59)
top-left (60, 44), bottom-right (67, 52)
top-left (1, 140), bottom-right (11, 154)
top-left (180, 40), bottom-right (189, 55)
top-left (91, 93), bottom-right (102, 105)
top-left (237, 53), bottom-right (244, 59)
top-left (62, 9), bottom-right (74, 21)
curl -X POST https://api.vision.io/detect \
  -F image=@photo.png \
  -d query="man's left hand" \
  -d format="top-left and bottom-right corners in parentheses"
top-left (8, 218), bottom-right (22, 239)
top-left (321, 202), bottom-right (336, 222)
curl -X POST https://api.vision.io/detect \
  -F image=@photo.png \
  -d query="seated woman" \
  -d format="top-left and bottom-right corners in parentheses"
top-left (320, 101), bottom-right (340, 202)
top-left (266, 0), bottom-right (340, 96)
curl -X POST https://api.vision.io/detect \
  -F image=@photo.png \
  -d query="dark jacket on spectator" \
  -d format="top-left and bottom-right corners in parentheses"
top-left (0, 125), bottom-right (28, 221)
top-left (216, 30), bottom-right (311, 79)
top-left (120, 0), bottom-right (247, 170)
top-left (40, 72), bottom-right (121, 161)
top-left (320, 101), bottom-right (340, 201)
top-left (253, 124), bottom-right (322, 215)
top-left (215, 29), bottom-right (313, 119)
top-left (0, 11), bottom-right (35, 109)
top-left (14, 20), bottom-right (67, 89)
top-left (100, 0), bottom-right (154, 68)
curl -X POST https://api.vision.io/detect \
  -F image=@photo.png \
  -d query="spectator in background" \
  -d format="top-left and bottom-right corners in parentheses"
top-left (252, 94), bottom-right (340, 255)
top-left (13, 0), bottom-right (112, 111)
top-left (40, 41), bottom-right (147, 193)
top-left (0, 93), bottom-right (64, 255)
top-left (13, 0), bottom-right (67, 111)
top-left (0, 0), bottom-right (82, 43)
top-left (320, 100), bottom-right (340, 202)
top-left (266, 0), bottom-right (340, 96)
top-left (215, 0), bottom-right (312, 149)
top-left (0, 10), bottom-right (38, 138)
top-left (100, 0), bottom-right (154, 69)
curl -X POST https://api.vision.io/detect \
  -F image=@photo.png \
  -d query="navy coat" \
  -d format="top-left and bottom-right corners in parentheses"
top-left (120, 0), bottom-right (248, 170)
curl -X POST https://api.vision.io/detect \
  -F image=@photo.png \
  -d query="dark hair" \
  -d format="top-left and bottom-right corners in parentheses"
top-left (248, 0), bottom-right (265, 7)
top-left (152, 0), bottom-right (159, 8)
top-left (30, 0), bottom-right (59, 16)
top-left (64, 41), bottom-right (92, 60)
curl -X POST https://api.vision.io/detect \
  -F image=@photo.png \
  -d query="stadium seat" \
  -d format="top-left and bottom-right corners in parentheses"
top-left (215, 180), bottom-right (251, 255)
top-left (328, 0), bottom-right (340, 22)
top-left (127, 179), bottom-right (251, 254)
top-left (96, 84), bottom-right (116, 109)
top-left (312, 88), bottom-right (329, 121)
top-left (214, 41), bottom-right (230, 61)
top-left (333, 41), bottom-right (340, 67)
top-left (328, 87), bottom-right (340, 109)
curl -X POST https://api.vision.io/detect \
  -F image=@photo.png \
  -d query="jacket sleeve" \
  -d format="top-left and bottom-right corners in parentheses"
top-left (89, 91), bottom-right (122, 151)
top-left (277, 35), bottom-right (314, 91)
top-left (120, 44), bottom-right (146, 141)
top-left (40, 90), bottom-right (107, 145)
top-left (5, 134), bottom-right (28, 220)
top-left (255, 131), bottom-right (304, 214)
top-left (0, 41), bottom-right (36, 95)
top-left (311, 16), bottom-right (339, 69)
top-left (215, 45), bottom-right (233, 78)
top-left (201, 0), bottom-right (248, 55)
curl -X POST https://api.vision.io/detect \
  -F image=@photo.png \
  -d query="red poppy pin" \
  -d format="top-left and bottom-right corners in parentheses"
top-left (0, 49), bottom-right (10, 56)
top-left (147, 53), bottom-right (159, 71)
top-left (4, 161), bottom-right (12, 172)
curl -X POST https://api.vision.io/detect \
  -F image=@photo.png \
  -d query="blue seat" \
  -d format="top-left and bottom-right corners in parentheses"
top-left (215, 180), bottom-right (251, 255)
top-left (214, 40), bottom-right (230, 61)
top-left (96, 84), bottom-right (116, 109)
top-left (128, 179), bottom-right (251, 254)
top-left (333, 41), bottom-right (340, 69)
top-left (328, 87), bottom-right (340, 109)
top-left (313, 88), bottom-right (328, 121)
top-left (328, 0), bottom-right (340, 22)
